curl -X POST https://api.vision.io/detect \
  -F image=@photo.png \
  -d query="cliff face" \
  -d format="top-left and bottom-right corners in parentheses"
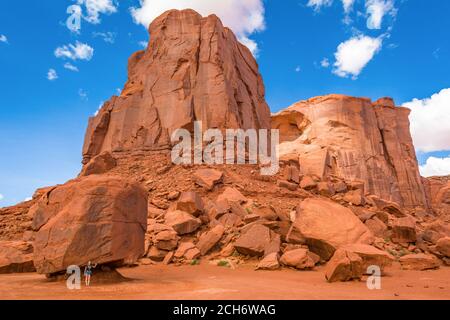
top-left (273, 94), bottom-right (428, 209)
top-left (82, 9), bottom-right (271, 164)
top-left (423, 176), bottom-right (450, 217)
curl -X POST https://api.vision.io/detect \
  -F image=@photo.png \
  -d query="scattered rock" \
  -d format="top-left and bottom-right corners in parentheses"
top-left (234, 224), bottom-right (278, 257)
top-left (317, 182), bottom-right (335, 197)
top-left (325, 249), bottom-right (363, 283)
top-left (147, 246), bottom-right (168, 262)
top-left (194, 169), bottom-right (224, 190)
top-left (280, 249), bottom-right (315, 270)
top-left (176, 192), bottom-right (204, 217)
top-left (399, 254), bottom-right (440, 271)
top-left (344, 189), bottom-right (365, 206)
top-left (365, 217), bottom-right (388, 238)
top-left (79, 151), bottom-right (116, 177)
top-left (256, 253), bottom-right (280, 270)
top-left (341, 244), bottom-right (394, 273)
top-left (155, 230), bottom-right (179, 251)
top-left (278, 180), bottom-right (298, 191)
top-left (436, 237), bottom-right (450, 258)
top-left (217, 187), bottom-right (247, 204)
top-left (196, 225), bottom-right (225, 255)
top-left (165, 210), bottom-right (202, 235)
top-left (300, 176), bottom-right (317, 190)
top-left (391, 217), bottom-right (417, 244)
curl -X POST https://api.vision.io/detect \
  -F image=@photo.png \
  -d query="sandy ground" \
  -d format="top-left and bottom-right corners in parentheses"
top-left (0, 263), bottom-right (449, 300)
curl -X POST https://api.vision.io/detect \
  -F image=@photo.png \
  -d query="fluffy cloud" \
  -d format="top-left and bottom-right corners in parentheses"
top-left (0, 34), bottom-right (7, 43)
top-left (321, 58), bottom-right (330, 68)
top-left (130, 0), bottom-right (266, 55)
top-left (47, 69), bottom-right (58, 81)
top-left (419, 156), bottom-right (450, 178)
top-left (64, 62), bottom-right (79, 72)
top-left (365, 0), bottom-right (396, 29)
top-left (333, 35), bottom-right (382, 79)
top-left (403, 88), bottom-right (450, 153)
top-left (342, 0), bottom-right (355, 13)
top-left (55, 41), bottom-right (94, 61)
top-left (76, 0), bottom-right (117, 24)
top-left (0, 194), bottom-right (4, 201)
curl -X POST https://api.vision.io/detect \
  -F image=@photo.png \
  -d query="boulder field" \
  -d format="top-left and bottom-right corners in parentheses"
top-left (0, 9), bottom-right (448, 284)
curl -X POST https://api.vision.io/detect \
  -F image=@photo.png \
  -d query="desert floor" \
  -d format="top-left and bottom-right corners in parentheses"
top-left (0, 264), bottom-right (449, 300)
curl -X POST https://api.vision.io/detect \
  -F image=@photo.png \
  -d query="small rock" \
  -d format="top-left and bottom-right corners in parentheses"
top-left (196, 225), bottom-right (225, 255)
top-left (165, 210), bottom-right (202, 235)
top-left (280, 249), bottom-right (315, 270)
top-left (194, 169), bottom-right (224, 191)
top-left (176, 192), bottom-right (204, 217)
top-left (300, 176), bottom-right (317, 190)
top-left (256, 253), bottom-right (280, 270)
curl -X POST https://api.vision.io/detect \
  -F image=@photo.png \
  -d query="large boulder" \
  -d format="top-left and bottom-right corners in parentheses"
top-left (0, 241), bottom-right (35, 274)
top-left (399, 254), bottom-right (440, 271)
top-left (30, 175), bottom-right (147, 274)
top-left (292, 198), bottom-right (373, 260)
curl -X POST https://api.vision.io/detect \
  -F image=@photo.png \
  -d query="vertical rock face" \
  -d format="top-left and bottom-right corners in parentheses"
top-left (423, 176), bottom-right (450, 216)
top-left (82, 9), bottom-right (271, 164)
top-left (273, 94), bottom-right (428, 209)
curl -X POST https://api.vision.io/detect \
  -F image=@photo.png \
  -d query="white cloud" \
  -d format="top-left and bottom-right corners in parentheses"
top-left (419, 156), bottom-right (450, 178)
top-left (366, 0), bottom-right (395, 29)
top-left (307, 0), bottom-right (333, 11)
top-left (333, 35), bottom-right (382, 79)
top-left (24, 197), bottom-right (32, 202)
top-left (130, 0), bottom-right (266, 56)
top-left (342, 0), bottom-right (355, 13)
top-left (76, 0), bottom-right (118, 24)
top-left (295, 66), bottom-right (302, 73)
top-left (64, 62), bottom-right (79, 72)
top-left (0, 194), bottom-right (4, 201)
top-left (403, 88), bottom-right (450, 153)
top-left (55, 41), bottom-right (94, 61)
top-left (0, 34), bottom-right (8, 43)
top-left (321, 58), bottom-right (330, 68)
top-left (47, 69), bottom-right (58, 81)
top-left (92, 31), bottom-right (116, 43)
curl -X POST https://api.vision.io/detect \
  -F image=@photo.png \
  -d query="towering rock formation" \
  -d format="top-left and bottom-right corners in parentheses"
top-left (82, 9), bottom-right (271, 164)
top-left (273, 94), bottom-right (428, 210)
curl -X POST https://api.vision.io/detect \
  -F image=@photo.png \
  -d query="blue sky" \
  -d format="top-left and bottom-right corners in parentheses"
top-left (0, 0), bottom-right (449, 207)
